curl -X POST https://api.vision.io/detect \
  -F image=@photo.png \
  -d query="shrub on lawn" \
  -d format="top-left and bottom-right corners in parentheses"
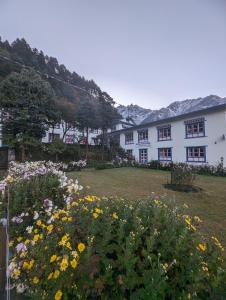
top-left (9, 195), bottom-right (226, 299)
top-left (170, 163), bottom-right (196, 190)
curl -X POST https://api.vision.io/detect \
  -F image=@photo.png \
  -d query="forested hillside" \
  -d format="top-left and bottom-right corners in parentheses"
top-left (0, 37), bottom-right (109, 104)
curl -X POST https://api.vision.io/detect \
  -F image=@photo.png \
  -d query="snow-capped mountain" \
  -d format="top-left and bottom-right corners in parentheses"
top-left (117, 104), bottom-right (152, 125)
top-left (117, 95), bottom-right (226, 125)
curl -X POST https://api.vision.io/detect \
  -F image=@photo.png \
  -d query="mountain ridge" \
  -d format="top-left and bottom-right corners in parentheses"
top-left (117, 95), bottom-right (226, 125)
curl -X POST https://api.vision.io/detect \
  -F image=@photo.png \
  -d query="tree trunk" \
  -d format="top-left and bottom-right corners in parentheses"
top-left (101, 128), bottom-right (105, 161)
top-left (85, 127), bottom-right (89, 160)
top-left (21, 145), bottom-right (25, 162)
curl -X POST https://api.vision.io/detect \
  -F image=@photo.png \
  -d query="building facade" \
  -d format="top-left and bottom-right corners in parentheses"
top-left (42, 120), bottom-right (134, 146)
top-left (117, 104), bottom-right (226, 167)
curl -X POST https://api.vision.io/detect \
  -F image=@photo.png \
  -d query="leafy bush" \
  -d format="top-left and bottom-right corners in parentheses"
top-left (9, 196), bottom-right (226, 299)
top-left (170, 163), bottom-right (196, 188)
top-left (0, 161), bottom-right (82, 236)
top-left (95, 162), bottom-right (114, 170)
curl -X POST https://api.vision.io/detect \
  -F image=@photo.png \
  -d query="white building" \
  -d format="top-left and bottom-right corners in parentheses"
top-left (117, 104), bottom-right (226, 167)
top-left (42, 120), bottom-right (134, 146)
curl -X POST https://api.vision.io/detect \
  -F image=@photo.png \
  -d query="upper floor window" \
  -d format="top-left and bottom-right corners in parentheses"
top-left (125, 132), bottom-right (134, 144)
top-left (158, 148), bottom-right (172, 161)
top-left (157, 125), bottom-right (171, 141)
top-left (138, 129), bottom-right (148, 143)
top-left (186, 146), bottom-right (206, 162)
top-left (185, 118), bottom-right (205, 138)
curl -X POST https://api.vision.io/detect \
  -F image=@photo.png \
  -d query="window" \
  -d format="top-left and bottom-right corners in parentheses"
top-left (158, 148), bottom-right (172, 161)
top-left (126, 149), bottom-right (133, 158)
top-left (90, 129), bottom-right (99, 134)
top-left (65, 134), bottom-right (75, 144)
top-left (139, 149), bottom-right (148, 164)
top-left (186, 146), bottom-right (206, 162)
top-left (138, 129), bottom-right (148, 143)
top-left (185, 118), bottom-right (205, 138)
top-left (48, 133), bottom-right (60, 142)
top-left (157, 126), bottom-right (171, 141)
top-left (125, 132), bottom-right (134, 144)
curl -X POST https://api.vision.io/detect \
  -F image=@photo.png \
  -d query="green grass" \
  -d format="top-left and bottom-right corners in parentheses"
top-left (69, 167), bottom-right (226, 248)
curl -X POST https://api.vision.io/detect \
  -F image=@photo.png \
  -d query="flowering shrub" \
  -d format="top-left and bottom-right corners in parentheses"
top-left (0, 161), bottom-right (82, 235)
top-left (67, 160), bottom-right (87, 172)
top-left (9, 195), bottom-right (226, 299)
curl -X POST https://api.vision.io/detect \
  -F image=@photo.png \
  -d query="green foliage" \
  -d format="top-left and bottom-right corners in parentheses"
top-left (45, 140), bottom-right (66, 162)
top-left (95, 162), bottom-right (114, 170)
top-left (0, 68), bottom-right (58, 160)
top-left (10, 195), bottom-right (226, 299)
top-left (170, 163), bottom-right (196, 188)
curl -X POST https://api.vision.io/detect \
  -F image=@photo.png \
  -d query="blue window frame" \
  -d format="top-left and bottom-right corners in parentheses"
top-left (139, 148), bottom-right (148, 164)
top-left (138, 129), bottom-right (148, 143)
top-left (158, 148), bottom-right (172, 161)
top-left (186, 146), bottom-right (206, 163)
top-left (125, 132), bottom-right (134, 144)
top-left (185, 118), bottom-right (205, 138)
top-left (157, 125), bottom-right (171, 141)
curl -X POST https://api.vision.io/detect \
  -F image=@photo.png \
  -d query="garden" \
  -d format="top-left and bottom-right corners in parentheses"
top-left (0, 161), bottom-right (225, 299)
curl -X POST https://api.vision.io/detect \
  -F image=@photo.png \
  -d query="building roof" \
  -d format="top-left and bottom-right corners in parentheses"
top-left (111, 103), bottom-right (226, 134)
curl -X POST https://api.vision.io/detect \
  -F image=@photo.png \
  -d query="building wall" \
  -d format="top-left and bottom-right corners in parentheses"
top-left (120, 109), bottom-right (226, 167)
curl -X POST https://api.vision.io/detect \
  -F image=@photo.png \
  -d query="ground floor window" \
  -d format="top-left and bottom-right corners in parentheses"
top-left (48, 133), bottom-right (60, 142)
top-left (186, 146), bottom-right (206, 162)
top-left (65, 134), bottom-right (75, 144)
top-left (139, 148), bottom-right (148, 164)
top-left (158, 148), bottom-right (172, 161)
top-left (126, 149), bottom-right (133, 158)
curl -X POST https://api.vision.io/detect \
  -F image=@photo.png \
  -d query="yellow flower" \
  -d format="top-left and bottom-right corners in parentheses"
top-left (66, 241), bottom-right (72, 250)
top-left (33, 276), bottom-right (39, 284)
top-left (17, 237), bottom-right (23, 242)
top-left (36, 220), bottom-right (42, 226)
top-left (95, 208), bottom-right (103, 214)
top-left (70, 259), bottom-right (78, 269)
top-left (60, 257), bottom-right (68, 271)
top-left (59, 234), bottom-right (70, 246)
top-left (197, 243), bottom-right (206, 252)
top-left (112, 212), bottom-right (118, 219)
top-left (61, 216), bottom-right (67, 222)
top-left (67, 217), bottom-right (72, 222)
top-left (33, 234), bottom-right (40, 241)
top-left (55, 290), bottom-right (63, 300)
top-left (47, 272), bottom-right (53, 280)
top-left (194, 216), bottom-right (202, 223)
top-left (93, 212), bottom-right (99, 219)
top-left (50, 255), bottom-right (57, 263)
top-left (78, 243), bottom-right (85, 253)
top-left (47, 224), bottom-right (54, 234)
top-left (34, 229), bottom-right (38, 234)
top-left (53, 270), bottom-right (60, 279)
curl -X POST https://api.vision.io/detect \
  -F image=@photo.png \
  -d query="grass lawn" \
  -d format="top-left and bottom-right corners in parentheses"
top-left (69, 167), bottom-right (226, 248)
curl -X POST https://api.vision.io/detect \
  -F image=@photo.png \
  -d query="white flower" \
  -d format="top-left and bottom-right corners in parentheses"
top-left (16, 284), bottom-right (26, 294)
top-left (26, 226), bottom-right (33, 234)
top-left (33, 211), bottom-right (39, 220)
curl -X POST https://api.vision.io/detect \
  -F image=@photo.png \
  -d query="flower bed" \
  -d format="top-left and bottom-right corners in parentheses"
top-left (0, 161), bottom-right (225, 299)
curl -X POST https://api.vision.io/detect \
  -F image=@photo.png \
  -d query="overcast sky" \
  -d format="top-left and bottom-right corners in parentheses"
top-left (1, 0), bottom-right (226, 109)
